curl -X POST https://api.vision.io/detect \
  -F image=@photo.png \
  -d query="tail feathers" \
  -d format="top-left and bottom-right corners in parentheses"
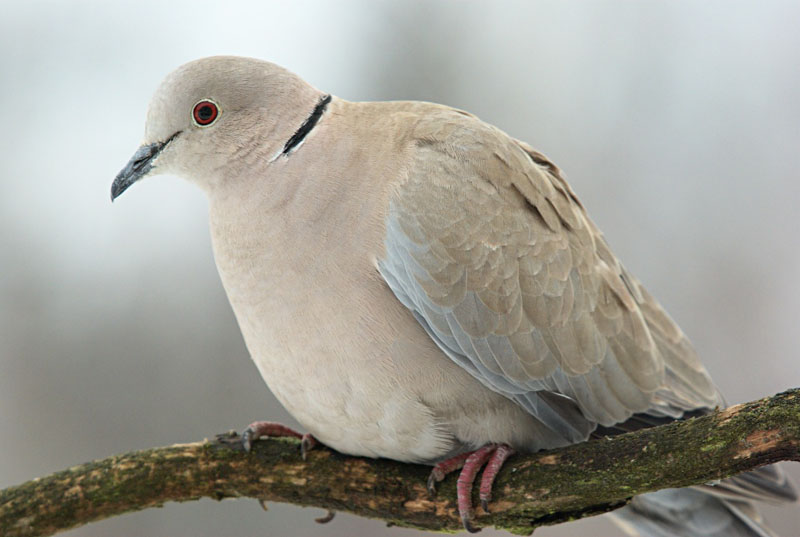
top-left (610, 488), bottom-right (775, 537)
top-left (609, 465), bottom-right (796, 537)
top-left (699, 464), bottom-right (797, 504)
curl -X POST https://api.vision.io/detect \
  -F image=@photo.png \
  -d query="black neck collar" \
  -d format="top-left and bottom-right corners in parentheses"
top-left (282, 94), bottom-right (332, 155)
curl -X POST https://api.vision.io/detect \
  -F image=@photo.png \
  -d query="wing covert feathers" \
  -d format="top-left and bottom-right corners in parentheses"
top-left (379, 106), bottom-right (722, 432)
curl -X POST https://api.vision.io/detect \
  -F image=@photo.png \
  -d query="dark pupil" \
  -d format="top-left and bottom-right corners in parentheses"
top-left (197, 105), bottom-right (214, 120)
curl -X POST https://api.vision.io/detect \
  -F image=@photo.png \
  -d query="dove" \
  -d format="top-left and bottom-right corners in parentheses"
top-left (111, 56), bottom-right (796, 535)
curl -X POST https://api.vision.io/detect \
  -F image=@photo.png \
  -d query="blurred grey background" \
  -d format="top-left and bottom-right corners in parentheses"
top-left (1, 1), bottom-right (799, 536)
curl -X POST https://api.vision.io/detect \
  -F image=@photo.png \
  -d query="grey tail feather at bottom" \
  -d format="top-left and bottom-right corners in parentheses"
top-left (610, 491), bottom-right (771, 537)
top-left (608, 465), bottom-right (797, 537)
top-left (596, 405), bottom-right (796, 537)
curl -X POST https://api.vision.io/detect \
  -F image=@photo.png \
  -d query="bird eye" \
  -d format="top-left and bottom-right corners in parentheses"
top-left (192, 100), bottom-right (220, 127)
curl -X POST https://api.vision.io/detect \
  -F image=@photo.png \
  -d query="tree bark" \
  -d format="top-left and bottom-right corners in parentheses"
top-left (1, 389), bottom-right (799, 537)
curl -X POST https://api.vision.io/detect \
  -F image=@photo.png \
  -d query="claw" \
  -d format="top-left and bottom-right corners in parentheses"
top-left (215, 430), bottom-right (249, 452)
top-left (314, 510), bottom-right (336, 524)
top-left (427, 468), bottom-right (443, 495)
top-left (241, 427), bottom-right (255, 452)
top-left (462, 511), bottom-right (481, 534)
top-left (300, 434), bottom-right (318, 460)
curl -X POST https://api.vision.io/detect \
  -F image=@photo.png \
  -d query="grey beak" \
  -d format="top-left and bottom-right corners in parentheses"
top-left (111, 135), bottom-right (176, 201)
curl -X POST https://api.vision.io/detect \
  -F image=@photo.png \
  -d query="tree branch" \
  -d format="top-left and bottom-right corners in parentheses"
top-left (2, 389), bottom-right (799, 537)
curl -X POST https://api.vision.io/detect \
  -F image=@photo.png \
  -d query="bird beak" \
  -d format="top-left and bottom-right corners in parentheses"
top-left (110, 134), bottom-right (176, 201)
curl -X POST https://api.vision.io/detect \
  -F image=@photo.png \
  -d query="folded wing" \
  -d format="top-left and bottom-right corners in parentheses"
top-left (379, 107), bottom-right (722, 444)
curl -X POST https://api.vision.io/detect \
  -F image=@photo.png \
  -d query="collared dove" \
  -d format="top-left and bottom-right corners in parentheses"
top-left (111, 56), bottom-right (796, 535)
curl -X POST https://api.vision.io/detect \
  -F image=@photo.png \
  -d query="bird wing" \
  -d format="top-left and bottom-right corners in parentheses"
top-left (378, 106), bottom-right (722, 441)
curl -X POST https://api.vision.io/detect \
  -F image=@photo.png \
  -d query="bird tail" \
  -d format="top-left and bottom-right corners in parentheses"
top-left (608, 464), bottom-right (797, 537)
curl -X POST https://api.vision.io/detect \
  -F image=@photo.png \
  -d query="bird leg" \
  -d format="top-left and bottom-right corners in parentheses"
top-left (427, 443), bottom-right (515, 533)
top-left (239, 422), bottom-right (330, 523)
top-left (456, 446), bottom-right (496, 532)
top-left (241, 421), bottom-right (318, 460)
top-left (427, 451), bottom-right (471, 494)
top-left (478, 444), bottom-right (516, 512)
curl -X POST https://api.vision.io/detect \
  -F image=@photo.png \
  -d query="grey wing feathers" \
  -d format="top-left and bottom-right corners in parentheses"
top-left (379, 108), bottom-right (722, 440)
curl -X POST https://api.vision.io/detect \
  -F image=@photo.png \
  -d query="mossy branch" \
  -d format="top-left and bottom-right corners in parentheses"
top-left (1, 389), bottom-right (799, 537)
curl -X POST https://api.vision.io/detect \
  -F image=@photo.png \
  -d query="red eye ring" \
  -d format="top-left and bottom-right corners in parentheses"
top-left (192, 99), bottom-right (220, 126)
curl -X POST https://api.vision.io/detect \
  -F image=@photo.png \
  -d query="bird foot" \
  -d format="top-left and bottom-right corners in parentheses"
top-left (217, 422), bottom-right (320, 518)
top-left (240, 421), bottom-right (318, 460)
top-left (427, 444), bottom-right (516, 533)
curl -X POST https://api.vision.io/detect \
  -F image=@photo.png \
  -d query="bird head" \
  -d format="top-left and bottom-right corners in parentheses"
top-left (111, 56), bottom-right (324, 200)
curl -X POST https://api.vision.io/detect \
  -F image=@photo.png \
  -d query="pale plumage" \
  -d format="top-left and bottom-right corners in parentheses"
top-left (112, 56), bottom-right (796, 535)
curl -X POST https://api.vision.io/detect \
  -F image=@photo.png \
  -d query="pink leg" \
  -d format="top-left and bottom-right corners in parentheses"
top-left (237, 422), bottom-right (326, 521)
top-left (478, 445), bottom-right (516, 512)
top-left (242, 421), bottom-right (317, 460)
top-left (427, 452), bottom-right (471, 494)
top-left (456, 445), bottom-right (497, 533)
top-left (427, 443), bottom-right (516, 533)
